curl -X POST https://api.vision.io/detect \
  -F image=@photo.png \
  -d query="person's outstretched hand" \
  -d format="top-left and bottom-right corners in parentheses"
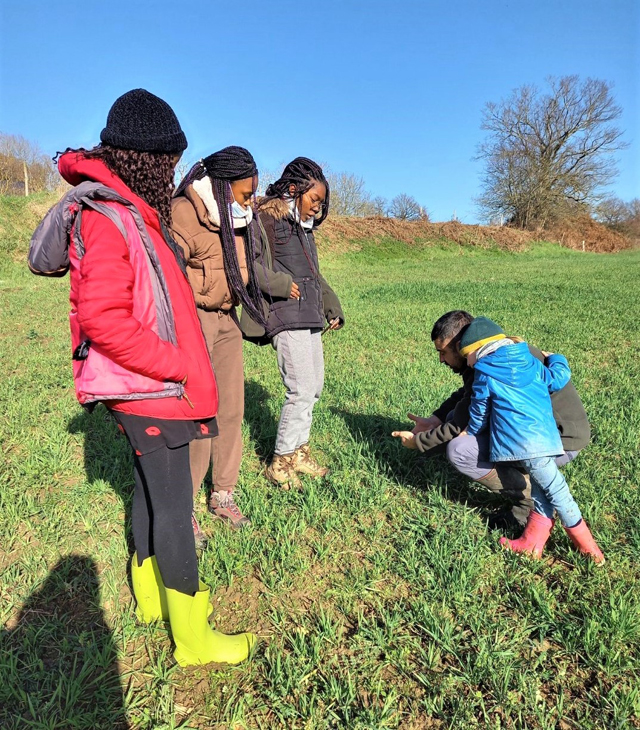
top-left (392, 431), bottom-right (417, 449)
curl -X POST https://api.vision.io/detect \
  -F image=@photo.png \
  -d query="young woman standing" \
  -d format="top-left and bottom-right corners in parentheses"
top-left (241, 158), bottom-right (344, 488)
top-left (171, 147), bottom-right (267, 528)
top-left (29, 90), bottom-right (255, 666)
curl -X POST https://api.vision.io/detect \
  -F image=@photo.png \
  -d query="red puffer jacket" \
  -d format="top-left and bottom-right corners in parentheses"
top-left (59, 152), bottom-right (217, 420)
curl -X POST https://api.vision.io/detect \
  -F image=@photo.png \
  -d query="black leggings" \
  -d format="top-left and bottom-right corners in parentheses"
top-left (131, 444), bottom-right (198, 595)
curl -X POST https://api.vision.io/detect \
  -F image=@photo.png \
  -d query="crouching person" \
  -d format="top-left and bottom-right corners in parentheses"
top-left (394, 310), bottom-right (590, 532)
top-left (457, 317), bottom-right (604, 563)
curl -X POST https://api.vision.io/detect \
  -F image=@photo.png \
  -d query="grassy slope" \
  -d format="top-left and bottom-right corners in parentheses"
top-left (1, 212), bottom-right (639, 728)
top-left (0, 193), bottom-right (58, 255)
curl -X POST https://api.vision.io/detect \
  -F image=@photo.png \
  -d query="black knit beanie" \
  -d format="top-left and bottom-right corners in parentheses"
top-left (202, 146), bottom-right (258, 181)
top-left (100, 89), bottom-right (187, 154)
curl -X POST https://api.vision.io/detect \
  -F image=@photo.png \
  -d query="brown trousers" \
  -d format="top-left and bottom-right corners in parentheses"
top-left (190, 309), bottom-right (244, 497)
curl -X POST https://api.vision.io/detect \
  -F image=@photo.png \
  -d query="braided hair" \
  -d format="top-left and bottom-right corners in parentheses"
top-left (262, 157), bottom-right (330, 226)
top-left (174, 146), bottom-right (267, 328)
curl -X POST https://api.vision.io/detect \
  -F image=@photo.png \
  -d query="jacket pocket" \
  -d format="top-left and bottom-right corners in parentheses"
top-left (187, 264), bottom-right (207, 296)
top-left (269, 297), bottom-right (300, 313)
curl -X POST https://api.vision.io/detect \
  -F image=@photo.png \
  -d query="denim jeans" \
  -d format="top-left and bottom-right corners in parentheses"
top-left (519, 456), bottom-right (582, 527)
top-left (446, 430), bottom-right (579, 481)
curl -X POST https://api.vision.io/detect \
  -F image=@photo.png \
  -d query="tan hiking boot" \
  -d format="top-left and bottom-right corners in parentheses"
top-left (265, 453), bottom-right (301, 490)
top-left (476, 466), bottom-right (532, 529)
top-left (293, 443), bottom-right (329, 478)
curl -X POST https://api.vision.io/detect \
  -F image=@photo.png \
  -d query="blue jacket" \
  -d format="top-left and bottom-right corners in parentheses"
top-left (466, 342), bottom-right (571, 462)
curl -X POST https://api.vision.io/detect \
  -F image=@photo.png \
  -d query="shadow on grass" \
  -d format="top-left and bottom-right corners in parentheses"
top-left (0, 555), bottom-right (128, 729)
top-left (68, 406), bottom-right (134, 550)
top-left (244, 380), bottom-right (278, 464)
top-left (332, 408), bottom-right (504, 515)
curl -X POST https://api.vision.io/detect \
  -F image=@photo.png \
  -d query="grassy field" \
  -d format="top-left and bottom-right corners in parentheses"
top-left (1, 215), bottom-right (639, 728)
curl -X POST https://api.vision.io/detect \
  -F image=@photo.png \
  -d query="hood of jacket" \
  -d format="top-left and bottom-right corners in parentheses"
top-left (473, 341), bottom-right (537, 388)
top-left (190, 178), bottom-right (253, 231)
top-left (58, 151), bottom-right (162, 234)
top-left (257, 196), bottom-right (290, 221)
top-left (181, 183), bottom-right (221, 232)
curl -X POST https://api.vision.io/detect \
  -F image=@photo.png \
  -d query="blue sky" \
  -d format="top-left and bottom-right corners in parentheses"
top-left (1, 0), bottom-right (638, 222)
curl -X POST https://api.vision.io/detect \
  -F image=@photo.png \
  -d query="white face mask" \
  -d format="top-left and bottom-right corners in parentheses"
top-left (286, 196), bottom-right (315, 229)
top-left (231, 200), bottom-right (253, 223)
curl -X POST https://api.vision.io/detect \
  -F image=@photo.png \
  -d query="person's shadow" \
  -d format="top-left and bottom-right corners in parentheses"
top-left (244, 380), bottom-right (278, 464)
top-left (332, 408), bottom-right (502, 513)
top-left (68, 406), bottom-right (135, 550)
top-left (0, 555), bottom-right (128, 729)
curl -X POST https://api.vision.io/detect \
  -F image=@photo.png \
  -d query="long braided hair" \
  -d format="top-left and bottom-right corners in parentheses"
top-left (261, 157), bottom-right (330, 226)
top-left (174, 146), bottom-right (267, 328)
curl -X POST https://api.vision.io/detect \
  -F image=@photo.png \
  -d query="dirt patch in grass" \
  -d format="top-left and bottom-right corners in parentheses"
top-left (211, 575), bottom-right (271, 635)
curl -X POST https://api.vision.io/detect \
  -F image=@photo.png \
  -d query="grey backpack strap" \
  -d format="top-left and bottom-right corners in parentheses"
top-left (71, 199), bottom-right (130, 261)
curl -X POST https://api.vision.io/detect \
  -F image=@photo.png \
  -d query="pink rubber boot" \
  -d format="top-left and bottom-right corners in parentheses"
top-left (564, 521), bottom-right (605, 565)
top-left (499, 511), bottom-right (554, 559)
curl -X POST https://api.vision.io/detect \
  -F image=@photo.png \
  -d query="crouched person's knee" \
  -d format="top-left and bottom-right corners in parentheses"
top-left (446, 434), bottom-right (473, 473)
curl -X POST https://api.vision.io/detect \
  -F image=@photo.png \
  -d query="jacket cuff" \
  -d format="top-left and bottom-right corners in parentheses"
top-left (325, 310), bottom-right (344, 325)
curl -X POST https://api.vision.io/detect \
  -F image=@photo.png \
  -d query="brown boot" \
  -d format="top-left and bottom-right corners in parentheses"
top-left (191, 512), bottom-right (208, 551)
top-left (293, 444), bottom-right (329, 478)
top-left (476, 466), bottom-right (533, 529)
top-left (265, 453), bottom-right (301, 490)
top-left (209, 490), bottom-right (251, 529)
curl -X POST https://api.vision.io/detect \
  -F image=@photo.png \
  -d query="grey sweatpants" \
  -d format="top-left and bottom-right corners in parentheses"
top-left (272, 328), bottom-right (324, 455)
top-left (446, 431), bottom-right (579, 480)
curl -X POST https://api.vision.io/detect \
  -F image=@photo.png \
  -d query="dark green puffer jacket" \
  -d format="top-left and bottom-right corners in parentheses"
top-left (415, 345), bottom-right (591, 454)
top-left (240, 197), bottom-right (343, 342)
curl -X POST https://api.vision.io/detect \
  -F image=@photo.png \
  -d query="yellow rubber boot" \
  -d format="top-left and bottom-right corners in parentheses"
top-left (131, 553), bottom-right (169, 623)
top-left (165, 582), bottom-right (257, 667)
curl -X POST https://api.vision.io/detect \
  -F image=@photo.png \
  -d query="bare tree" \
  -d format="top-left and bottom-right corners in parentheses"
top-left (595, 196), bottom-right (630, 227)
top-left (389, 193), bottom-right (427, 221)
top-left (0, 133), bottom-right (58, 195)
top-left (325, 171), bottom-right (380, 216)
top-left (596, 196), bottom-right (640, 238)
top-left (369, 196), bottom-right (389, 216)
top-left (256, 167), bottom-right (284, 197)
top-left (173, 158), bottom-right (194, 189)
top-left (477, 76), bottom-right (627, 228)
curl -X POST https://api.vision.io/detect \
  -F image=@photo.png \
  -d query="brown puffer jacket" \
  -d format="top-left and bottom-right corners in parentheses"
top-left (171, 184), bottom-right (248, 311)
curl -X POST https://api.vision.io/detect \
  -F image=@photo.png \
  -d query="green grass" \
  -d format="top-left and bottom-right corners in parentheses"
top-left (0, 192), bottom-right (57, 255)
top-left (1, 232), bottom-right (639, 729)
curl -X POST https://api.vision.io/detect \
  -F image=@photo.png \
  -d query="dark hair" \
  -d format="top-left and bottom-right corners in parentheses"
top-left (68, 145), bottom-right (176, 225)
top-left (262, 157), bottom-right (330, 226)
top-left (431, 310), bottom-right (474, 343)
top-left (174, 147), bottom-right (267, 328)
